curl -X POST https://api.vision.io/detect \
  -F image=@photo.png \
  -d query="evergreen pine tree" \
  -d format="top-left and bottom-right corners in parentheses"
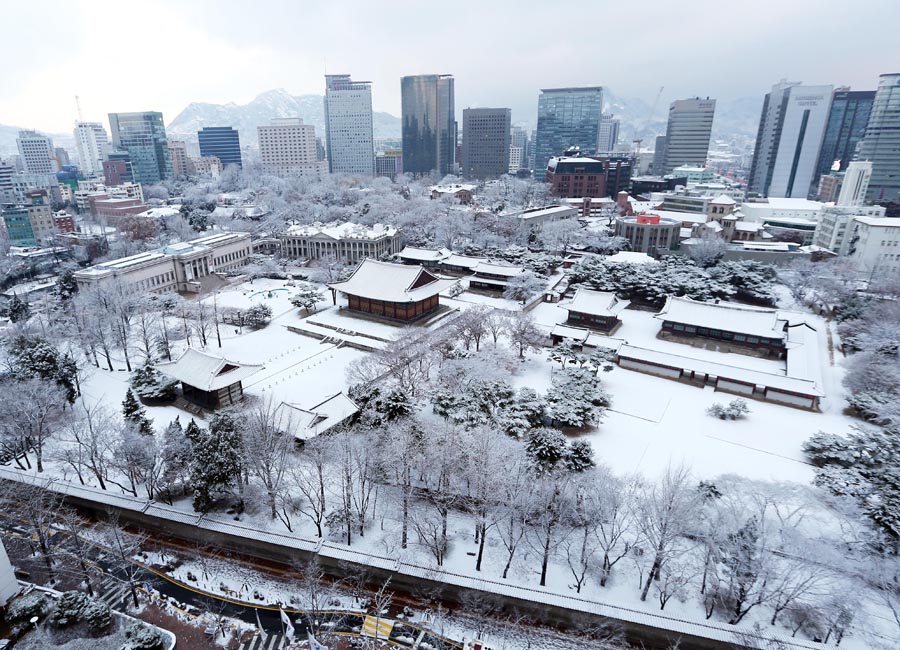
top-left (55, 269), bottom-right (79, 302)
top-left (122, 389), bottom-right (153, 435)
top-left (189, 412), bottom-right (243, 513)
top-left (7, 294), bottom-right (30, 323)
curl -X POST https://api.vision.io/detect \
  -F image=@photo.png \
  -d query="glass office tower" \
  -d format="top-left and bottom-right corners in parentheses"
top-left (198, 127), bottom-right (243, 169)
top-left (108, 111), bottom-right (173, 184)
top-left (401, 74), bottom-right (455, 176)
top-left (814, 89), bottom-right (874, 182)
top-left (533, 87), bottom-right (604, 175)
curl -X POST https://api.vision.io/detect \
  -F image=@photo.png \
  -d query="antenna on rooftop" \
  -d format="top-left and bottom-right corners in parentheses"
top-left (75, 95), bottom-right (83, 122)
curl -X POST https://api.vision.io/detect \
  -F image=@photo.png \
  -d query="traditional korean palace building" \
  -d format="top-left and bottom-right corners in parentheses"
top-left (329, 259), bottom-right (457, 322)
top-left (468, 261), bottom-right (527, 291)
top-left (279, 222), bottom-right (401, 262)
top-left (397, 246), bottom-right (451, 267)
top-left (275, 393), bottom-right (359, 441)
top-left (655, 296), bottom-right (788, 357)
top-left (158, 348), bottom-right (263, 410)
top-left (559, 288), bottom-right (630, 334)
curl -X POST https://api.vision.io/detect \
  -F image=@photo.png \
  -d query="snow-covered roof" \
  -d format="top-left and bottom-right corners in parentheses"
top-left (398, 246), bottom-right (451, 262)
top-left (329, 259), bottom-right (458, 303)
top-left (618, 344), bottom-right (824, 397)
top-left (763, 198), bottom-right (823, 211)
top-left (854, 216), bottom-right (900, 228)
top-left (650, 210), bottom-right (709, 225)
top-left (515, 205), bottom-right (579, 222)
top-left (472, 262), bottom-right (526, 277)
top-left (276, 393), bottom-right (359, 440)
top-left (551, 324), bottom-right (590, 342)
top-left (564, 288), bottom-right (630, 317)
top-left (710, 194), bottom-right (736, 205)
top-left (441, 254), bottom-right (487, 270)
top-left (655, 297), bottom-right (787, 341)
top-left (785, 322), bottom-right (824, 393)
top-left (734, 221), bottom-right (765, 232)
top-left (157, 348), bottom-right (264, 391)
top-left (136, 207), bottom-right (180, 219)
top-left (284, 221), bottom-right (398, 240)
top-left (429, 184), bottom-right (476, 194)
top-left (606, 251), bottom-right (658, 265)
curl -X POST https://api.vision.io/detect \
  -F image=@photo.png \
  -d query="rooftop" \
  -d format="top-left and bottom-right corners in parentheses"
top-left (329, 259), bottom-right (458, 303)
top-left (564, 288), bottom-right (631, 317)
top-left (285, 221), bottom-right (398, 240)
top-left (398, 246), bottom-right (452, 262)
top-left (158, 348), bottom-right (264, 391)
top-left (276, 393), bottom-right (359, 441)
top-left (655, 296), bottom-right (788, 341)
top-left (854, 216), bottom-right (900, 228)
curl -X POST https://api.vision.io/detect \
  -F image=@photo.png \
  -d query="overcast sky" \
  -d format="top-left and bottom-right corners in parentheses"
top-left (3, 0), bottom-right (897, 134)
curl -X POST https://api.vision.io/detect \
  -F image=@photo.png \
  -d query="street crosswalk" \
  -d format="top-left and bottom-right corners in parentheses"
top-left (238, 632), bottom-right (290, 650)
top-left (94, 576), bottom-right (133, 612)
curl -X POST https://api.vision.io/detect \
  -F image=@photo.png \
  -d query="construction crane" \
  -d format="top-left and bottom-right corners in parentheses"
top-left (632, 86), bottom-right (664, 155)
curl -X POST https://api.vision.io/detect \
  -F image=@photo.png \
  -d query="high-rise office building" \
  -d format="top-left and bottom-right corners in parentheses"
top-left (748, 81), bottom-right (833, 198)
top-left (814, 89), bottom-right (874, 183)
top-left (257, 118), bottom-right (327, 177)
top-left (597, 113), bottom-right (620, 154)
top-left (108, 111), bottom-right (173, 185)
top-left (401, 74), bottom-right (456, 176)
top-left (857, 73), bottom-right (900, 203)
top-left (461, 108), bottom-right (511, 179)
top-left (168, 140), bottom-right (193, 177)
top-left (533, 87), bottom-right (603, 175)
top-left (661, 98), bottom-right (716, 174)
top-left (198, 127), bottom-right (243, 169)
top-left (324, 75), bottom-right (374, 176)
top-left (652, 136), bottom-right (668, 175)
top-left (74, 122), bottom-right (110, 177)
top-left (375, 150), bottom-right (403, 180)
top-left (16, 130), bottom-right (58, 174)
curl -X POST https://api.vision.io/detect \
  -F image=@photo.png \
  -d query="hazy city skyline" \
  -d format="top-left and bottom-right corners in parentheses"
top-left (3, 0), bottom-right (897, 134)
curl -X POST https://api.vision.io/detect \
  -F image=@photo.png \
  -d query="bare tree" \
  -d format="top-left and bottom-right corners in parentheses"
top-left (505, 311), bottom-right (545, 358)
top-left (242, 398), bottom-right (294, 521)
top-left (287, 436), bottom-right (332, 536)
top-left (637, 464), bottom-right (698, 602)
top-left (0, 378), bottom-right (67, 473)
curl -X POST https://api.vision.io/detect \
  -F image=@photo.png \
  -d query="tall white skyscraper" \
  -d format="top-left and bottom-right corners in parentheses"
top-left (16, 130), bottom-right (58, 174)
top-left (661, 98), bottom-right (716, 173)
top-left (258, 118), bottom-right (327, 176)
top-left (837, 160), bottom-right (872, 207)
top-left (748, 81), bottom-right (833, 198)
top-left (74, 121), bottom-right (110, 177)
top-left (324, 75), bottom-right (375, 176)
top-left (597, 113), bottom-right (620, 153)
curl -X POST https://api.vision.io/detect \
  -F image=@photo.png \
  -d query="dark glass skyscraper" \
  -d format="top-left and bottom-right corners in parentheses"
top-left (401, 74), bottom-right (455, 176)
top-left (856, 74), bottom-right (900, 203)
top-left (461, 108), bottom-right (511, 179)
top-left (198, 126), bottom-right (243, 169)
top-left (533, 87), bottom-right (603, 176)
top-left (814, 89), bottom-right (874, 182)
top-left (108, 112), bottom-right (173, 185)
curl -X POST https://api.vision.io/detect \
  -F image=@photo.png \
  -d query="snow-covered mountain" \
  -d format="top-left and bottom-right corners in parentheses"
top-left (166, 89), bottom-right (402, 148)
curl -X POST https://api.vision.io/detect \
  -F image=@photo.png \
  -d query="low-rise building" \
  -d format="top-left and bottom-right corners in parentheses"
top-left (559, 288), bottom-right (630, 334)
top-left (328, 259), bottom-right (457, 322)
top-left (847, 216), bottom-right (900, 272)
top-left (510, 204), bottom-right (579, 232)
top-left (469, 261), bottom-right (527, 291)
top-left (279, 222), bottom-right (401, 262)
top-left (430, 183), bottom-right (476, 204)
top-left (614, 213), bottom-right (681, 253)
top-left (397, 246), bottom-right (451, 267)
top-left (159, 348), bottom-right (263, 410)
top-left (671, 165), bottom-right (715, 184)
top-left (73, 231), bottom-right (252, 293)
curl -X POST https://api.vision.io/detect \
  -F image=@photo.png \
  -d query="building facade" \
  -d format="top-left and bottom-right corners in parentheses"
top-left (533, 87), bottom-right (604, 175)
top-left (279, 222), bottom-right (401, 261)
top-left (838, 161), bottom-right (872, 207)
top-left (461, 108), bottom-right (511, 179)
top-left (857, 73), bottom-right (900, 203)
top-left (198, 127), bottom-right (242, 169)
top-left (167, 140), bottom-right (193, 178)
top-left (847, 216), bottom-right (900, 272)
top-left (814, 89), bottom-right (875, 182)
top-left (546, 156), bottom-right (607, 197)
top-left (597, 113), bottom-right (620, 154)
top-left (74, 122), bottom-right (110, 177)
top-left (375, 150), bottom-right (402, 180)
top-left (324, 75), bottom-right (375, 176)
top-left (401, 74), bottom-right (456, 176)
top-left (73, 232), bottom-right (252, 292)
top-left (813, 203), bottom-right (885, 256)
top-left (748, 82), bottom-right (833, 198)
top-left (258, 118), bottom-right (327, 176)
top-left (614, 213), bottom-right (681, 253)
top-left (108, 111), bottom-right (173, 185)
top-left (661, 98), bottom-right (716, 174)
top-left (16, 130), bottom-right (58, 174)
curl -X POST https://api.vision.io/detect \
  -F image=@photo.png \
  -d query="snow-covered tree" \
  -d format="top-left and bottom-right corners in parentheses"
top-left (290, 285), bottom-right (325, 315)
top-left (244, 302), bottom-right (273, 328)
top-left (190, 413), bottom-right (243, 513)
top-left (505, 311), bottom-right (544, 358)
top-left (7, 293), bottom-right (30, 323)
top-left (502, 271), bottom-right (546, 304)
top-left (545, 367), bottom-right (609, 427)
top-left (129, 361), bottom-right (178, 402)
top-left (121, 389), bottom-right (153, 436)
